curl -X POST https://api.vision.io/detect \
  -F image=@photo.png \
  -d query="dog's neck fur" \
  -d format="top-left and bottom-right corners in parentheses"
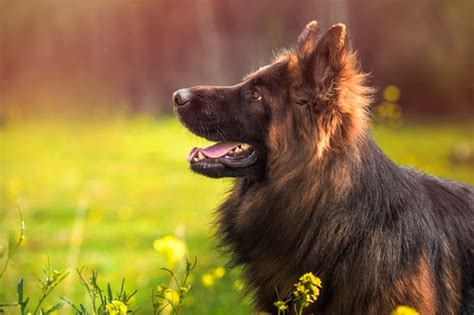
top-left (216, 132), bottom-right (426, 311)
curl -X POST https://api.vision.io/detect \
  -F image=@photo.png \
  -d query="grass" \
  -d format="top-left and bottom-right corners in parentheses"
top-left (1, 116), bottom-right (473, 314)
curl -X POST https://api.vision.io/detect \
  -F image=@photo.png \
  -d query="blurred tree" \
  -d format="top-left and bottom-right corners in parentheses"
top-left (0, 0), bottom-right (472, 118)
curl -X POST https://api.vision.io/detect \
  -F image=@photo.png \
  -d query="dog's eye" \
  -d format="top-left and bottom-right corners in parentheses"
top-left (251, 90), bottom-right (262, 101)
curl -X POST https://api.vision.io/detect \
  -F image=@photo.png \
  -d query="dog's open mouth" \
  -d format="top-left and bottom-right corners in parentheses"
top-left (187, 142), bottom-right (257, 168)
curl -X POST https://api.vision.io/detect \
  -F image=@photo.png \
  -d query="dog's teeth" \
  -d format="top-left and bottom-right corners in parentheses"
top-left (241, 144), bottom-right (251, 150)
top-left (197, 152), bottom-right (205, 160)
top-left (235, 147), bottom-right (242, 152)
top-left (193, 157), bottom-right (199, 162)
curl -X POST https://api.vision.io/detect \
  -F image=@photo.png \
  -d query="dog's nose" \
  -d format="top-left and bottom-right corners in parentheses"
top-left (172, 89), bottom-right (192, 107)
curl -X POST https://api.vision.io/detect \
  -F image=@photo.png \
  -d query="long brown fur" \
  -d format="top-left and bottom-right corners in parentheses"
top-left (173, 21), bottom-right (474, 315)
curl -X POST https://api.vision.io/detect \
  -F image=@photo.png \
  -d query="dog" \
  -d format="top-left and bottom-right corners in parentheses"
top-left (172, 21), bottom-right (474, 314)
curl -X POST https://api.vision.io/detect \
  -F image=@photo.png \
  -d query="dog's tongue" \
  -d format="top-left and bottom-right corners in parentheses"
top-left (187, 142), bottom-right (241, 162)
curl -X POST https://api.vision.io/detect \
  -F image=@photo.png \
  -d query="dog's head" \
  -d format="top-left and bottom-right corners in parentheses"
top-left (173, 21), bottom-right (372, 179)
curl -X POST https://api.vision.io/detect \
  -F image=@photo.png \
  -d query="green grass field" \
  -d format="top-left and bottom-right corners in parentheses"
top-left (1, 117), bottom-right (473, 314)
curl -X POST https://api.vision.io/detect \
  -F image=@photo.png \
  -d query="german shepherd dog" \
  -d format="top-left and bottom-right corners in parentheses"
top-left (172, 21), bottom-right (474, 314)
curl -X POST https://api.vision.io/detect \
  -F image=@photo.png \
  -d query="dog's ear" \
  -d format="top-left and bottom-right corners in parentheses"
top-left (292, 23), bottom-right (369, 114)
top-left (296, 23), bottom-right (348, 89)
top-left (296, 21), bottom-right (321, 57)
top-left (312, 24), bottom-right (347, 82)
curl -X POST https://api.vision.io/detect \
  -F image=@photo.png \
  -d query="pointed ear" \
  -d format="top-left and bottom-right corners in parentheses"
top-left (296, 21), bottom-right (321, 58)
top-left (315, 23), bottom-right (347, 71)
top-left (311, 23), bottom-right (348, 82)
top-left (291, 23), bottom-right (357, 110)
top-left (296, 22), bottom-right (348, 86)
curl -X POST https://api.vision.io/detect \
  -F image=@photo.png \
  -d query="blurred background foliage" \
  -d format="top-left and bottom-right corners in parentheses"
top-left (0, 0), bottom-right (473, 314)
top-left (0, 0), bottom-right (473, 119)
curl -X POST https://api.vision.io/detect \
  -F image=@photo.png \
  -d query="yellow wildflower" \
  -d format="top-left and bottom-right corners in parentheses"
top-left (164, 289), bottom-right (179, 312)
top-left (294, 282), bottom-right (305, 295)
top-left (213, 267), bottom-right (226, 279)
top-left (391, 305), bottom-right (420, 315)
top-left (179, 285), bottom-right (189, 295)
top-left (153, 236), bottom-right (186, 264)
top-left (105, 300), bottom-right (127, 315)
top-left (156, 284), bottom-right (167, 295)
top-left (383, 85), bottom-right (401, 102)
top-left (274, 300), bottom-right (288, 311)
top-left (201, 273), bottom-right (214, 287)
top-left (154, 288), bottom-right (180, 313)
top-left (292, 272), bottom-right (322, 306)
top-left (313, 277), bottom-right (322, 287)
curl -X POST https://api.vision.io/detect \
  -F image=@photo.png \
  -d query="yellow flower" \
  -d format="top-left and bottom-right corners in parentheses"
top-left (292, 272), bottom-right (322, 306)
top-left (313, 277), bottom-right (322, 288)
top-left (156, 284), bottom-right (167, 295)
top-left (179, 285), bottom-right (189, 295)
top-left (293, 282), bottom-right (306, 296)
top-left (376, 101), bottom-right (402, 121)
top-left (153, 236), bottom-right (186, 264)
top-left (391, 305), bottom-right (420, 315)
top-left (383, 85), bottom-right (401, 102)
top-left (164, 289), bottom-right (180, 312)
top-left (201, 273), bottom-right (214, 287)
top-left (105, 300), bottom-right (127, 315)
top-left (213, 267), bottom-right (226, 279)
top-left (274, 300), bottom-right (288, 311)
top-left (153, 288), bottom-right (179, 313)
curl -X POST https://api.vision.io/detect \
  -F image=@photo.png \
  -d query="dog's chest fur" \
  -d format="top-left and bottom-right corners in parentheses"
top-left (216, 142), bottom-right (473, 314)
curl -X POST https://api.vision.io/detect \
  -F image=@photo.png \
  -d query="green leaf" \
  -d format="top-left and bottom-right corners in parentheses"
top-left (107, 283), bottom-right (113, 302)
top-left (45, 302), bottom-right (63, 314)
top-left (16, 278), bottom-right (24, 303)
top-left (80, 304), bottom-right (88, 314)
top-left (16, 278), bottom-right (29, 314)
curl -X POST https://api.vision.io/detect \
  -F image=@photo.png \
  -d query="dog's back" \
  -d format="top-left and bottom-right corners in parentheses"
top-left (417, 172), bottom-right (474, 314)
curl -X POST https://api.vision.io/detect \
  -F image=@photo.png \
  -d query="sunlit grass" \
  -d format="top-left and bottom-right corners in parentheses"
top-left (372, 121), bottom-right (474, 184)
top-left (1, 117), bottom-right (473, 313)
